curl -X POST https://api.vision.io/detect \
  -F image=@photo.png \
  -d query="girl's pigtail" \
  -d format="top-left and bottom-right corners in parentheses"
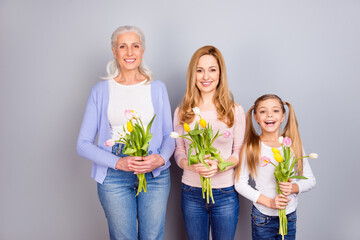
top-left (236, 106), bottom-right (260, 180)
top-left (282, 102), bottom-right (304, 175)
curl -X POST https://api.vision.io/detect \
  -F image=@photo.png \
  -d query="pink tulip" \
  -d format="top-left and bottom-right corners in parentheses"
top-left (124, 109), bottom-right (134, 120)
top-left (223, 131), bottom-right (231, 138)
top-left (260, 156), bottom-right (271, 167)
top-left (104, 139), bottom-right (115, 147)
top-left (283, 137), bottom-right (292, 147)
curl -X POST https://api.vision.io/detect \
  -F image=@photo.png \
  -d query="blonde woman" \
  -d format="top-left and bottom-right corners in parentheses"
top-left (173, 45), bottom-right (245, 240)
top-left (77, 26), bottom-right (174, 240)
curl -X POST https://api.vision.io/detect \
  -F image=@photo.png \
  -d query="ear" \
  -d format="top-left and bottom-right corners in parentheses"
top-left (111, 47), bottom-right (116, 58)
top-left (281, 112), bottom-right (285, 123)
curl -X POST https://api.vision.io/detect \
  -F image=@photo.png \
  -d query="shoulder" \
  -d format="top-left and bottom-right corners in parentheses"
top-left (91, 80), bottom-right (109, 93)
top-left (150, 80), bottom-right (166, 89)
top-left (233, 103), bottom-right (245, 115)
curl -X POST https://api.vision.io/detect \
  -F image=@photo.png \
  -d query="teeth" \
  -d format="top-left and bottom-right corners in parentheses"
top-left (201, 81), bottom-right (212, 86)
top-left (125, 59), bottom-right (135, 63)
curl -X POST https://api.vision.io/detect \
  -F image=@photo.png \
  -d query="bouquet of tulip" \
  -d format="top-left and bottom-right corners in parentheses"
top-left (105, 109), bottom-right (156, 196)
top-left (261, 136), bottom-right (318, 240)
top-left (171, 107), bottom-right (234, 204)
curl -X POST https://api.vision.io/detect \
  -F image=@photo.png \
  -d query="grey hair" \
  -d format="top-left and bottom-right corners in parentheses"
top-left (103, 25), bottom-right (153, 81)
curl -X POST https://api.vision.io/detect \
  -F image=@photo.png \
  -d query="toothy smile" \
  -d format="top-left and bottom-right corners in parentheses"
top-left (124, 58), bottom-right (136, 63)
top-left (265, 121), bottom-right (275, 125)
top-left (201, 81), bottom-right (213, 87)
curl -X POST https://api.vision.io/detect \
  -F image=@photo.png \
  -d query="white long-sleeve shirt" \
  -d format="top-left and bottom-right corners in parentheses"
top-left (235, 142), bottom-right (316, 216)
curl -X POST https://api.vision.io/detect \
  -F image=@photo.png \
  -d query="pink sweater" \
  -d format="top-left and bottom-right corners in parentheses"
top-left (173, 105), bottom-right (246, 188)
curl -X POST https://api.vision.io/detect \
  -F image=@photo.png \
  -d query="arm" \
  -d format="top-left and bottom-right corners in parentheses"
top-left (223, 105), bottom-right (246, 171)
top-left (235, 154), bottom-right (289, 209)
top-left (76, 85), bottom-right (119, 169)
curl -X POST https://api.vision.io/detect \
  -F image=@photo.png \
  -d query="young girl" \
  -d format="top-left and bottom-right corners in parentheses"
top-left (235, 94), bottom-right (316, 240)
top-left (173, 45), bottom-right (245, 240)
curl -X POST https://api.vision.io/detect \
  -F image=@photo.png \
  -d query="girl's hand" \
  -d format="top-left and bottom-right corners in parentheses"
top-left (115, 156), bottom-right (142, 171)
top-left (270, 194), bottom-right (290, 209)
top-left (129, 154), bottom-right (165, 174)
top-left (279, 179), bottom-right (299, 195)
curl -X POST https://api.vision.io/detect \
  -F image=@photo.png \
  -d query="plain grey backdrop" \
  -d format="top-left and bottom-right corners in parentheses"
top-left (1, 0), bottom-right (359, 239)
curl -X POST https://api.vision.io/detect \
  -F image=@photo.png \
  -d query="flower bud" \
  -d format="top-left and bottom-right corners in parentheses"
top-left (283, 137), bottom-right (292, 147)
top-left (192, 107), bottom-right (201, 116)
top-left (170, 132), bottom-right (180, 139)
top-left (104, 139), bottom-right (115, 147)
top-left (260, 156), bottom-right (271, 167)
top-left (184, 123), bottom-right (191, 132)
top-left (199, 119), bottom-right (207, 128)
top-left (126, 121), bottom-right (133, 132)
top-left (278, 136), bottom-right (284, 144)
top-left (274, 153), bottom-right (284, 163)
top-left (309, 153), bottom-right (318, 159)
top-left (223, 131), bottom-right (231, 138)
top-left (272, 147), bottom-right (280, 154)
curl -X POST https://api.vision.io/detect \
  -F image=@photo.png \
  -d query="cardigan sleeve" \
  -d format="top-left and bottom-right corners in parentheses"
top-left (157, 82), bottom-right (175, 165)
top-left (76, 84), bottom-right (119, 169)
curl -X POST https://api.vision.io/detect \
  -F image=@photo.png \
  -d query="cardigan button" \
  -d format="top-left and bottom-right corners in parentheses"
top-left (149, 150), bottom-right (153, 155)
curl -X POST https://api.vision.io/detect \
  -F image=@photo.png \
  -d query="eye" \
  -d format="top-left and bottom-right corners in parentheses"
top-left (210, 68), bottom-right (217, 72)
top-left (119, 45), bottom-right (125, 49)
top-left (197, 69), bottom-right (203, 73)
top-left (274, 109), bottom-right (280, 113)
top-left (259, 110), bottom-right (265, 114)
top-left (134, 44), bottom-right (140, 48)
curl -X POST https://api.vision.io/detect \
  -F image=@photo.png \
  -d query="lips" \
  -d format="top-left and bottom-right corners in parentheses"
top-left (265, 120), bottom-right (275, 126)
top-left (124, 58), bottom-right (136, 63)
top-left (201, 81), bottom-right (213, 87)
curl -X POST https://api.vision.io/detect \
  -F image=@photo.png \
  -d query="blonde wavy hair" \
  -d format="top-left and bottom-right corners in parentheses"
top-left (177, 45), bottom-right (235, 127)
top-left (235, 94), bottom-right (304, 180)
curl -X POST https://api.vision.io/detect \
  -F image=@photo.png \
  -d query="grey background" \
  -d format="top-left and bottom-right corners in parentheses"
top-left (1, 0), bottom-right (359, 239)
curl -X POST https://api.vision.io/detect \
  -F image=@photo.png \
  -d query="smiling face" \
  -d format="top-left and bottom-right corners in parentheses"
top-left (112, 31), bottom-right (144, 72)
top-left (254, 98), bottom-right (286, 134)
top-left (195, 54), bottom-right (220, 96)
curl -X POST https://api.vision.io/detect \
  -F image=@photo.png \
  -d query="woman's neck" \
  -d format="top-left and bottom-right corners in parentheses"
top-left (198, 91), bottom-right (216, 111)
top-left (114, 69), bottom-right (145, 85)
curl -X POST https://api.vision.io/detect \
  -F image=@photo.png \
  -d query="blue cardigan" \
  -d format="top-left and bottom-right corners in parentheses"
top-left (77, 80), bottom-right (175, 184)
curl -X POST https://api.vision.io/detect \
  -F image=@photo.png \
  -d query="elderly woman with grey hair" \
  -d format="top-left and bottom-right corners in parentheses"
top-left (77, 25), bottom-right (174, 240)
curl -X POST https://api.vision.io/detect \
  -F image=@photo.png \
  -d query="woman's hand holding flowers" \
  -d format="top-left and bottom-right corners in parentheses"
top-left (278, 179), bottom-right (299, 196)
top-left (129, 154), bottom-right (165, 174)
top-left (116, 156), bottom-right (143, 171)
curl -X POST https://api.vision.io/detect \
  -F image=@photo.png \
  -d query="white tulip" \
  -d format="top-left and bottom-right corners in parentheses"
top-left (278, 136), bottom-right (284, 145)
top-left (134, 112), bottom-right (141, 119)
top-left (170, 132), bottom-right (180, 139)
top-left (119, 132), bottom-right (126, 138)
top-left (192, 107), bottom-right (201, 116)
top-left (309, 153), bottom-right (318, 159)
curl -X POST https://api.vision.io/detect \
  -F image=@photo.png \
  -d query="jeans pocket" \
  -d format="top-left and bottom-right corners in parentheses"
top-left (218, 186), bottom-right (235, 194)
top-left (181, 184), bottom-right (193, 192)
top-left (252, 211), bottom-right (270, 226)
top-left (287, 210), bottom-right (297, 222)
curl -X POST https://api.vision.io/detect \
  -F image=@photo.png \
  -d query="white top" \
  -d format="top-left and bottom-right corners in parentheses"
top-left (108, 79), bottom-right (154, 139)
top-left (235, 142), bottom-right (316, 216)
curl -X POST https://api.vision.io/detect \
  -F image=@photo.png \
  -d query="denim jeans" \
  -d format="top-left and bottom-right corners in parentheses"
top-left (251, 206), bottom-right (297, 240)
top-left (181, 183), bottom-right (239, 240)
top-left (97, 143), bottom-right (170, 240)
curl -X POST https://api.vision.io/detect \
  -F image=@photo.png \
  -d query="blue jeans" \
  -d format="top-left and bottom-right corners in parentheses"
top-left (251, 206), bottom-right (297, 240)
top-left (181, 183), bottom-right (239, 240)
top-left (97, 143), bottom-right (170, 240)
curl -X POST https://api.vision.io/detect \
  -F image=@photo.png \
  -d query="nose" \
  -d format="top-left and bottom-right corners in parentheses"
top-left (203, 71), bottom-right (209, 80)
top-left (267, 112), bottom-right (272, 117)
top-left (127, 46), bottom-right (132, 56)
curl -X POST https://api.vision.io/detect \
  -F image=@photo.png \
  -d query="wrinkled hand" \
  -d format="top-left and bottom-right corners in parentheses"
top-left (129, 154), bottom-right (165, 174)
top-left (115, 156), bottom-right (142, 171)
top-left (192, 155), bottom-right (219, 178)
top-left (270, 194), bottom-right (290, 210)
top-left (279, 179), bottom-right (293, 196)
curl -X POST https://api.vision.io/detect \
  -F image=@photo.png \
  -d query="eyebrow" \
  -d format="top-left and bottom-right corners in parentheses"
top-left (196, 66), bottom-right (218, 69)
top-left (117, 41), bottom-right (142, 45)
